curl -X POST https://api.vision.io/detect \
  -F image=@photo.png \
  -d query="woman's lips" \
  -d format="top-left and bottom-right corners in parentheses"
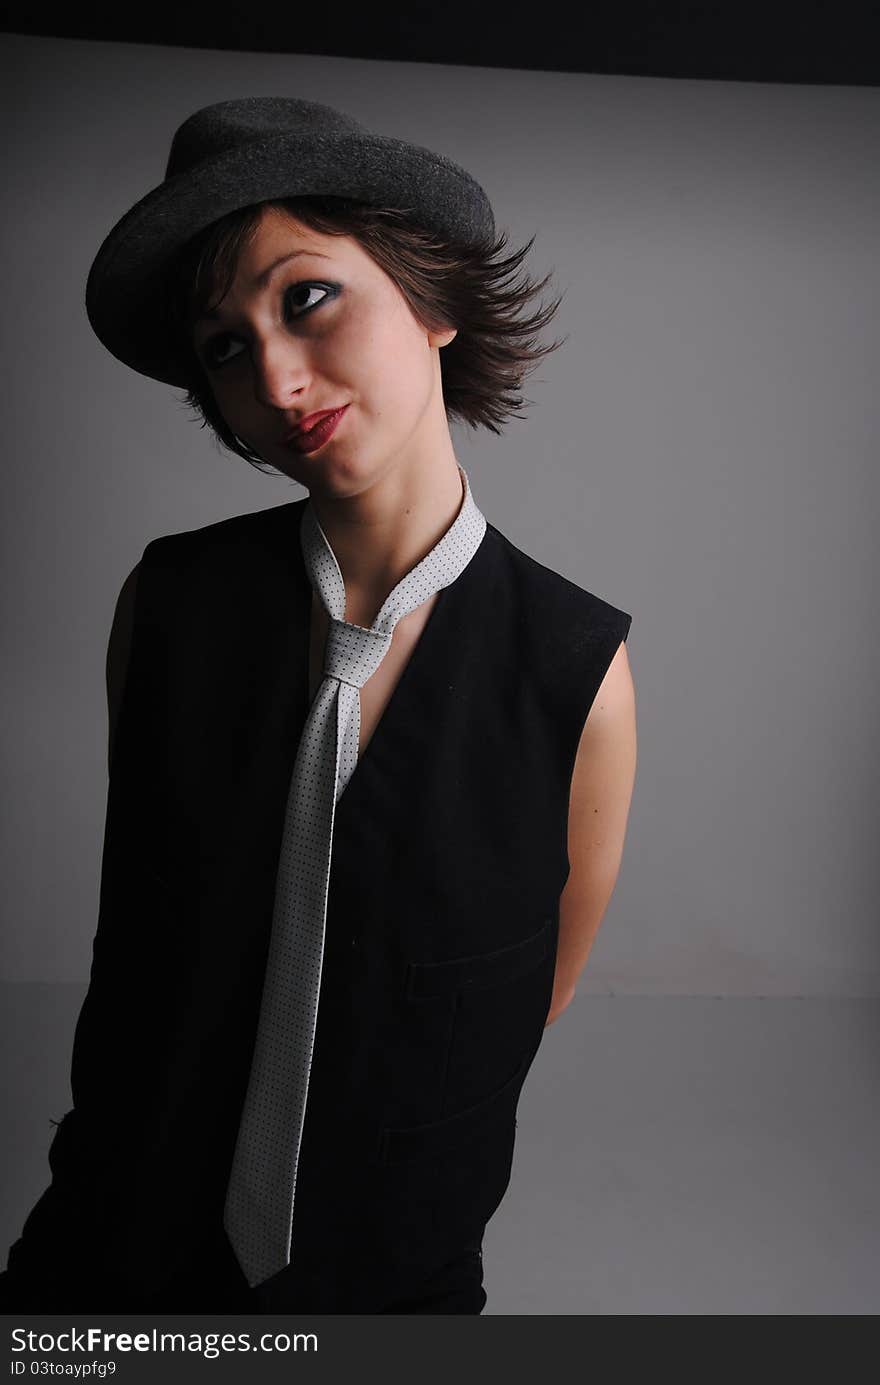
top-left (286, 405), bottom-right (349, 454)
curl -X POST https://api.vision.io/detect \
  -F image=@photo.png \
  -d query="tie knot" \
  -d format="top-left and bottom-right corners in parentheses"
top-left (323, 617), bottom-right (393, 690)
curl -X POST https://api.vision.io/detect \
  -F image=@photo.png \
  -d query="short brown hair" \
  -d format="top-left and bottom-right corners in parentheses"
top-left (160, 195), bottom-right (568, 473)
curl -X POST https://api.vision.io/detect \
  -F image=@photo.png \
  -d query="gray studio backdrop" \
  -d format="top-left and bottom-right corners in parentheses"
top-left (2, 33), bottom-right (879, 1313)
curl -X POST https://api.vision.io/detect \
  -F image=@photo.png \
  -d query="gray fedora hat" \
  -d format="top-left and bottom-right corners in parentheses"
top-left (85, 96), bottom-right (496, 389)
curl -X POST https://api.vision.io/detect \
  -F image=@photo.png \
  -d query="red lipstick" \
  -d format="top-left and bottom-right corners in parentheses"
top-left (285, 405), bottom-right (349, 454)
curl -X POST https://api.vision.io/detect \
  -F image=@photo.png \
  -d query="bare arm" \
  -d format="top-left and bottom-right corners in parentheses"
top-left (105, 562), bottom-right (140, 777)
top-left (546, 638), bottom-right (638, 1024)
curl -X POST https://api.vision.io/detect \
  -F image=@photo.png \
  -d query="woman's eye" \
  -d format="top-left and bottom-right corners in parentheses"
top-left (200, 282), bottom-right (334, 369)
top-left (286, 283), bottom-right (331, 317)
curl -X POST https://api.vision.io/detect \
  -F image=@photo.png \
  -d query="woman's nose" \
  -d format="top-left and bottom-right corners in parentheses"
top-left (250, 337), bottom-right (313, 409)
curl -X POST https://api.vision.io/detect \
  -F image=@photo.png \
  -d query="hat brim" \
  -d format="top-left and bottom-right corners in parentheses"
top-left (85, 131), bottom-right (496, 389)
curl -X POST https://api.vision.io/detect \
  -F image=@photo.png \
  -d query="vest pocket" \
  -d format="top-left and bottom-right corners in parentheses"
top-left (404, 914), bottom-right (554, 1000)
top-left (377, 1046), bottom-right (530, 1164)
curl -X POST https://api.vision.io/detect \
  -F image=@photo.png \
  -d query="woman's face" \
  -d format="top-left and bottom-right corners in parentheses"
top-left (190, 205), bottom-right (456, 495)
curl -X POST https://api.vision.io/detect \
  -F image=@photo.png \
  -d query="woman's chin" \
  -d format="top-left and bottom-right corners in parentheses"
top-left (277, 453), bottom-right (374, 498)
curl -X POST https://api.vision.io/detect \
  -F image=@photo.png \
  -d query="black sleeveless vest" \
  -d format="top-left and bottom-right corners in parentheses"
top-left (4, 496), bottom-right (631, 1312)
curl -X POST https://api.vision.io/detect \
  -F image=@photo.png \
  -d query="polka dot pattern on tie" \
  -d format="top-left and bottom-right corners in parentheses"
top-left (223, 463), bottom-right (487, 1288)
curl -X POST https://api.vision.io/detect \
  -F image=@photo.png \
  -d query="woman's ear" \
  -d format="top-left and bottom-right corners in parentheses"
top-left (429, 326), bottom-right (457, 349)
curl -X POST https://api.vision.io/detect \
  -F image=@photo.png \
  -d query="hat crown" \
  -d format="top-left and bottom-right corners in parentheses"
top-left (165, 97), bottom-right (367, 179)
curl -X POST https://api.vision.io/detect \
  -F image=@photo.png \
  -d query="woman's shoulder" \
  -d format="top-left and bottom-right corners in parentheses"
top-left (141, 496), bottom-right (307, 568)
top-left (484, 519), bottom-right (632, 641)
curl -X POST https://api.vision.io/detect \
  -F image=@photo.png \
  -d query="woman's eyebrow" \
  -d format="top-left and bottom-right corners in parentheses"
top-left (194, 249), bottom-right (333, 324)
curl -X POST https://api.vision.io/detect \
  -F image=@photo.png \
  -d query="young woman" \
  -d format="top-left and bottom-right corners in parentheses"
top-left (1, 96), bottom-right (637, 1314)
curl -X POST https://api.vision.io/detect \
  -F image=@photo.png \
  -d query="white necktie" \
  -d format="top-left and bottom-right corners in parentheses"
top-left (224, 463), bottom-right (487, 1287)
